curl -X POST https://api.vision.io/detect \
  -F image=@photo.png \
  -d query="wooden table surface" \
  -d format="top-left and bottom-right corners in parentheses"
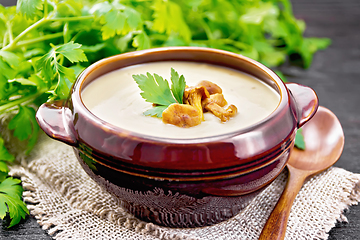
top-left (1, 0), bottom-right (360, 239)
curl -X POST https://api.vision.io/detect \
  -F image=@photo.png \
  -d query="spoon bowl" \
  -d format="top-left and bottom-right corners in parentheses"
top-left (259, 106), bottom-right (345, 240)
top-left (289, 106), bottom-right (344, 172)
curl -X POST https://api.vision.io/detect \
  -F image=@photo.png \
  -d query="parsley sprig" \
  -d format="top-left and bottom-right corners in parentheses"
top-left (0, 177), bottom-right (29, 228)
top-left (132, 68), bottom-right (186, 117)
top-left (0, 0), bottom-right (329, 227)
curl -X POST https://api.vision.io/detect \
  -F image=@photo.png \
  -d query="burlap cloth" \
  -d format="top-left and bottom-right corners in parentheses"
top-left (7, 134), bottom-right (360, 240)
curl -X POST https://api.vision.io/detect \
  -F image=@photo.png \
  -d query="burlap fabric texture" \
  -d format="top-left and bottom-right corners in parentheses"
top-left (8, 135), bottom-right (360, 240)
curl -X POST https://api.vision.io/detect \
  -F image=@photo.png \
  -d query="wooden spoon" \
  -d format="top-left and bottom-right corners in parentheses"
top-left (258, 106), bottom-right (345, 240)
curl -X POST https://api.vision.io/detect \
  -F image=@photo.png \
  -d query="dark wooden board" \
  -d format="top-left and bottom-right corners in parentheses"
top-left (290, 0), bottom-right (360, 239)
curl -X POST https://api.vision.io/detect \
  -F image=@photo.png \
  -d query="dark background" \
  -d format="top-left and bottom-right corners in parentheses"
top-left (1, 0), bottom-right (359, 239)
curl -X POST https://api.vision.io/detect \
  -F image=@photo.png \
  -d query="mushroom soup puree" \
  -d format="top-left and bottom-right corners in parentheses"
top-left (81, 61), bottom-right (280, 139)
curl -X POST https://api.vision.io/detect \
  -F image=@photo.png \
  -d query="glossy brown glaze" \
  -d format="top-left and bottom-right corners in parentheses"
top-left (36, 47), bottom-right (319, 227)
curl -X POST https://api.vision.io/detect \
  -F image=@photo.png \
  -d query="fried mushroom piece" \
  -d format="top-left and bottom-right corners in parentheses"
top-left (204, 102), bottom-right (238, 122)
top-left (162, 80), bottom-right (237, 127)
top-left (202, 93), bottom-right (227, 109)
top-left (196, 80), bottom-right (222, 95)
top-left (183, 86), bottom-right (210, 120)
top-left (162, 103), bottom-right (202, 128)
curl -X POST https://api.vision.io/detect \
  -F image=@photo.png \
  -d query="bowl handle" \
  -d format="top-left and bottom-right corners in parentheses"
top-left (36, 100), bottom-right (77, 146)
top-left (286, 83), bottom-right (319, 128)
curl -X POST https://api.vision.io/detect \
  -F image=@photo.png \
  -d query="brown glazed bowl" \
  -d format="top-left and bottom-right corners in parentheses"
top-left (36, 47), bottom-right (318, 228)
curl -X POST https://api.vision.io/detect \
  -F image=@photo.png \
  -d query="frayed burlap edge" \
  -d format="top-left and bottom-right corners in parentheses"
top-left (9, 149), bottom-right (200, 240)
top-left (8, 135), bottom-right (360, 240)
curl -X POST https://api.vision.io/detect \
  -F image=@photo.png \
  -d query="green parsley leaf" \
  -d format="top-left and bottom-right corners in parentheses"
top-left (170, 68), bottom-right (186, 104)
top-left (56, 42), bottom-right (88, 64)
top-left (91, 3), bottom-right (143, 40)
top-left (36, 42), bottom-right (86, 99)
top-left (8, 106), bottom-right (35, 141)
top-left (123, 7), bottom-right (142, 30)
top-left (37, 42), bottom-right (87, 72)
top-left (299, 38), bottom-right (332, 68)
top-left (144, 105), bottom-right (168, 118)
top-left (36, 49), bottom-right (56, 80)
top-left (0, 178), bottom-right (23, 200)
top-left (8, 78), bottom-right (38, 86)
top-left (253, 41), bottom-right (286, 67)
top-left (240, 2), bottom-right (279, 25)
top-left (152, 0), bottom-right (191, 42)
top-left (54, 66), bottom-right (75, 99)
top-left (16, 0), bottom-right (43, 19)
top-left (132, 32), bottom-right (151, 50)
top-left (7, 106), bottom-right (39, 154)
top-left (133, 69), bottom-right (187, 117)
top-left (101, 9), bottom-right (127, 40)
top-left (295, 128), bottom-right (306, 150)
top-left (80, 43), bottom-right (106, 53)
top-left (27, 73), bottom-right (47, 90)
top-left (133, 72), bottom-right (177, 106)
top-left (116, 33), bottom-right (133, 52)
top-left (0, 73), bottom-right (8, 100)
top-left (0, 162), bottom-right (9, 174)
top-left (0, 50), bottom-right (21, 68)
top-left (0, 177), bottom-right (29, 228)
top-left (89, 2), bottom-right (113, 16)
top-left (57, 0), bottom-right (83, 17)
top-left (0, 58), bottom-right (17, 80)
top-left (0, 138), bottom-right (14, 162)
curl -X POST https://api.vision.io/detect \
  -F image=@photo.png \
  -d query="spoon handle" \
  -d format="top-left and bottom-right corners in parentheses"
top-left (258, 167), bottom-right (308, 240)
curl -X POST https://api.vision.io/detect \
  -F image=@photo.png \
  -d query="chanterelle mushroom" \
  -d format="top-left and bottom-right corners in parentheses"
top-left (204, 102), bottom-right (237, 122)
top-left (183, 86), bottom-right (210, 120)
top-left (162, 103), bottom-right (202, 128)
top-left (196, 80), bottom-right (222, 95)
top-left (202, 93), bottom-right (227, 109)
top-left (162, 80), bottom-right (237, 127)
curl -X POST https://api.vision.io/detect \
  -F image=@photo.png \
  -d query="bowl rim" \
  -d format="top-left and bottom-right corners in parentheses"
top-left (71, 46), bottom-right (289, 144)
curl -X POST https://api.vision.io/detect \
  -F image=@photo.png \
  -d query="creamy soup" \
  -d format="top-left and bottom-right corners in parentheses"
top-left (81, 61), bottom-right (280, 139)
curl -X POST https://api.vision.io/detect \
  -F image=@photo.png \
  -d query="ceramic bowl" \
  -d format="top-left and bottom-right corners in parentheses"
top-left (36, 47), bottom-right (318, 228)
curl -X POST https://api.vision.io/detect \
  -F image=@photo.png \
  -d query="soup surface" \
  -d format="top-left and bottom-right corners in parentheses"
top-left (81, 61), bottom-right (280, 139)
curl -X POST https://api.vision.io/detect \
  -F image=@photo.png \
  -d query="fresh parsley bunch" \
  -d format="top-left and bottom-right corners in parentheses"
top-left (0, 0), bottom-right (329, 227)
